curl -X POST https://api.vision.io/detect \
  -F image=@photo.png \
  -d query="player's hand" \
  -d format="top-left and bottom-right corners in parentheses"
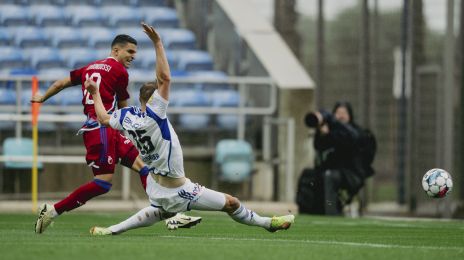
top-left (141, 22), bottom-right (161, 44)
top-left (30, 94), bottom-right (44, 103)
top-left (84, 78), bottom-right (98, 95)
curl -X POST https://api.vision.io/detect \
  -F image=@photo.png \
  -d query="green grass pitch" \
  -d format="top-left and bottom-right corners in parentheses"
top-left (0, 211), bottom-right (462, 260)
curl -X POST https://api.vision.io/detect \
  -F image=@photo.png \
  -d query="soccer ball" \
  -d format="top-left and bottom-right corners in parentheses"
top-left (421, 168), bottom-right (453, 198)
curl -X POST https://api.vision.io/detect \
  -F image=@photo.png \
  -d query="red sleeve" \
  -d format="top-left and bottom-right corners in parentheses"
top-left (69, 67), bottom-right (85, 86)
top-left (115, 72), bottom-right (130, 101)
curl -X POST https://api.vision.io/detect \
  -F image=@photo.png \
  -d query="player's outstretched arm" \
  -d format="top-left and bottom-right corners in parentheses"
top-left (142, 22), bottom-right (171, 100)
top-left (84, 78), bottom-right (111, 126)
top-left (30, 77), bottom-right (72, 103)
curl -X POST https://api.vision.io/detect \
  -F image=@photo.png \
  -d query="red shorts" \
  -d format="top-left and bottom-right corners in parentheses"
top-left (83, 126), bottom-right (139, 175)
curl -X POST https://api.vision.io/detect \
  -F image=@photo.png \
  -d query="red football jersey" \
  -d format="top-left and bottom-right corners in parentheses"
top-left (70, 57), bottom-right (130, 120)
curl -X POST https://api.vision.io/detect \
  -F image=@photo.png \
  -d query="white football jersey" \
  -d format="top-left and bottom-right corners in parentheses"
top-left (109, 90), bottom-right (185, 178)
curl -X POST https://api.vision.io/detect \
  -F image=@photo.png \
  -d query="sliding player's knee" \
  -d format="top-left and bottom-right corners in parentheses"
top-left (223, 195), bottom-right (240, 214)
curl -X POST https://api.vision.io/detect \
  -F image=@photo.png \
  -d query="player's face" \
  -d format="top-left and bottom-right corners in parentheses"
top-left (334, 106), bottom-right (350, 124)
top-left (114, 43), bottom-right (137, 68)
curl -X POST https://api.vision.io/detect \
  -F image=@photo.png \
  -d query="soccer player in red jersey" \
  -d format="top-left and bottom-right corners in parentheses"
top-left (31, 28), bottom-right (200, 234)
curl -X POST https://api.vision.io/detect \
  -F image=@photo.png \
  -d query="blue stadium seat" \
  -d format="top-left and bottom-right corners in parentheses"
top-left (38, 68), bottom-right (70, 94)
top-left (26, 0), bottom-right (56, 4)
top-left (0, 47), bottom-right (28, 70)
top-left (0, 5), bottom-right (31, 26)
top-left (158, 29), bottom-right (196, 50)
top-left (0, 120), bottom-right (15, 131)
top-left (101, 6), bottom-right (143, 27)
top-left (93, 0), bottom-right (130, 5)
top-left (10, 26), bottom-right (49, 48)
top-left (58, 0), bottom-right (94, 6)
top-left (29, 5), bottom-right (68, 27)
top-left (60, 87), bottom-right (83, 106)
top-left (61, 112), bottom-right (85, 130)
top-left (0, 29), bottom-right (13, 46)
top-left (0, 87), bottom-right (17, 105)
top-left (210, 90), bottom-right (240, 107)
top-left (174, 90), bottom-right (211, 130)
top-left (142, 7), bottom-right (179, 28)
top-left (128, 69), bottom-right (154, 82)
top-left (215, 139), bottom-right (253, 182)
top-left (38, 68), bottom-right (70, 78)
top-left (81, 28), bottom-right (115, 49)
top-left (216, 115), bottom-right (238, 130)
top-left (175, 50), bottom-right (213, 71)
top-left (60, 48), bottom-right (98, 68)
top-left (132, 49), bottom-right (177, 70)
top-left (95, 49), bottom-right (111, 60)
top-left (188, 70), bottom-right (231, 91)
top-left (210, 89), bottom-right (240, 130)
top-left (45, 27), bottom-right (87, 48)
top-left (2, 138), bottom-right (43, 169)
top-left (66, 6), bottom-right (107, 27)
top-left (136, 0), bottom-right (168, 6)
top-left (24, 47), bottom-right (65, 70)
top-left (9, 68), bottom-right (37, 76)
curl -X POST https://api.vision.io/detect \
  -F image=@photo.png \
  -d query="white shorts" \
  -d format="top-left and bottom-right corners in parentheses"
top-left (146, 175), bottom-right (226, 213)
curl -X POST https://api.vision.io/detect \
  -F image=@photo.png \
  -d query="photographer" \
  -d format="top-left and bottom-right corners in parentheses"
top-left (297, 101), bottom-right (373, 215)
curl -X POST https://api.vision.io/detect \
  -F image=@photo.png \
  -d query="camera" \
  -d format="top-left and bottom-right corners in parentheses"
top-left (304, 110), bottom-right (332, 128)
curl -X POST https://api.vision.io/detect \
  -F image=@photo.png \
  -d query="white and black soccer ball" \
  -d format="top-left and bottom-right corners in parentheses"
top-left (422, 168), bottom-right (453, 198)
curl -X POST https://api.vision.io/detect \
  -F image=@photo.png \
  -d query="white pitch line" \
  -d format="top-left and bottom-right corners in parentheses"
top-left (159, 235), bottom-right (464, 252)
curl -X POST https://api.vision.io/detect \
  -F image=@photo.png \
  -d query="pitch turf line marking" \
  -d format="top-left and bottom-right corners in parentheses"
top-left (159, 235), bottom-right (464, 252)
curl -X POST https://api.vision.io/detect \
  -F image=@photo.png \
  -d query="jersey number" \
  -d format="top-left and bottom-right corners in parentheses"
top-left (128, 130), bottom-right (155, 155)
top-left (83, 72), bottom-right (102, 105)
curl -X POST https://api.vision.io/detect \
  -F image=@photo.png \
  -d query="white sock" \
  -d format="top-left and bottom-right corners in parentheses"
top-left (50, 206), bottom-right (59, 218)
top-left (108, 206), bottom-right (163, 234)
top-left (229, 204), bottom-right (271, 229)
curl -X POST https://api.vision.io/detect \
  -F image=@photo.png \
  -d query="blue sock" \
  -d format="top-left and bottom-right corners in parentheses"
top-left (139, 166), bottom-right (149, 176)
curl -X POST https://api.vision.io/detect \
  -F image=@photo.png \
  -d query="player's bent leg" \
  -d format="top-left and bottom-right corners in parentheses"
top-left (91, 206), bottom-right (170, 235)
top-left (53, 177), bottom-right (112, 215)
top-left (37, 176), bottom-right (113, 234)
top-left (224, 195), bottom-right (272, 229)
top-left (223, 194), bottom-right (295, 232)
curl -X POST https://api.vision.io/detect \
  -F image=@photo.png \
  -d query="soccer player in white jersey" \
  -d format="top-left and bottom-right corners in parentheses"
top-left (86, 22), bottom-right (294, 235)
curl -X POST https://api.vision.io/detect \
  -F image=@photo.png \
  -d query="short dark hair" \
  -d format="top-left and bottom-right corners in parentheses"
top-left (111, 34), bottom-right (137, 48)
top-left (139, 81), bottom-right (158, 105)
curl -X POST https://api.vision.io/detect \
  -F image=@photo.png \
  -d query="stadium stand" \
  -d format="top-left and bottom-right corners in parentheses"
top-left (0, 5), bottom-right (30, 26)
top-left (175, 89), bottom-right (212, 130)
top-left (0, 87), bottom-right (16, 105)
top-left (175, 50), bottom-right (214, 71)
top-left (142, 7), bottom-right (179, 28)
top-left (81, 28), bottom-right (115, 49)
top-left (24, 47), bottom-right (65, 70)
top-left (29, 5), bottom-right (68, 27)
top-left (158, 29), bottom-right (196, 50)
top-left (101, 6), bottom-right (144, 27)
top-left (0, 28), bottom-right (13, 46)
top-left (0, 0), bottom-right (235, 135)
top-left (60, 87), bottom-right (83, 106)
top-left (11, 26), bottom-right (49, 48)
top-left (0, 47), bottom-right (27, 70)
top-left (45, 27), bottom-right (87, 48)
top-left (66, 5), bottom-right (107, 27)
top-left (60, 48), bottom-right (98, 68)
